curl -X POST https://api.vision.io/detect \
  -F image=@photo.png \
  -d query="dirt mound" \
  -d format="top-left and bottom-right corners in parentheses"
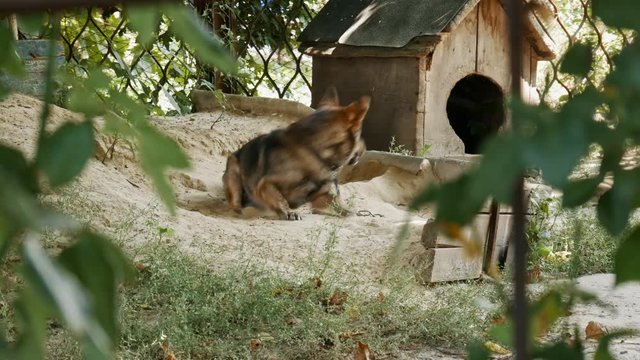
top-left (0, 93), bottom-right (431, 281)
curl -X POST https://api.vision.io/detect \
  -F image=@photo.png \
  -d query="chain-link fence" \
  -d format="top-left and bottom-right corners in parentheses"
top-left (537, 0), bottom-right (633, 106)
top-left (201, 0), bottom-right (322, 103)
top-left (15, 1), bottom-right (628, 114)
top-left (47, 1), bottom-right (322, 115)
top-left (57, 6), bottom-right (201, 115)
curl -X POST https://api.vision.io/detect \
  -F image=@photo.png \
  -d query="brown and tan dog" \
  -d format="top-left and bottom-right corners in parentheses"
top-left (222, 88), bottom-right (370, 220)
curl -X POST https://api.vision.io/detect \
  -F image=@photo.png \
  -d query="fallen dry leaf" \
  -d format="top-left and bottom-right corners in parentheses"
top-left (491, 314), bottom-right (506, 326)
top-left (484, 341), bottom-right (511, 355)
top-left (249, 339), bottom-right (262, 350)
top-left (439, 222), bottom-right (482, 258)
top-left (354, 341), bottom-right (372, 360)
top-left (377, 292), bottom-right (385, 303)
top-left (7, 255), bottom-right (20, 263)
top-left (160, 339), bottom-right (177, 360)
top-left (585, 321), bottom-right (607, 340)
top-left (134, 262), bottom-right (147, 271)
top-left (329, 290), bottom-right (348, 307)
top-left (527, 265), bottom-right (542, 283)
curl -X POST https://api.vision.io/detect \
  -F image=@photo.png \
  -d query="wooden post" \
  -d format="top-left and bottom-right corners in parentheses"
top-left (9, 14), bottom-right (19, 40)
top-left (212, 0), bottom-right (236, 94)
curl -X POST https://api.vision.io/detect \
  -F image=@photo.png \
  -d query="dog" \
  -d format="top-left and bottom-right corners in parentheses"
top-left (222, 87), bottom-right (370, 220)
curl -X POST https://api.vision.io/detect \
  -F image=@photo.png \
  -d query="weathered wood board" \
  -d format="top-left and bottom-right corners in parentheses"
top-left (423, 247), bottom-right (484, 283)
top-left (311, 56), bottom-right (421, 152)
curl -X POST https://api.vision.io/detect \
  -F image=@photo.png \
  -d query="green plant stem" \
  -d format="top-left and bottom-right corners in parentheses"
top-left (37, 15), bottom-right (61, 145)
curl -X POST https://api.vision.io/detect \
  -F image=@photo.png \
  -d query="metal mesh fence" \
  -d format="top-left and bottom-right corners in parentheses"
top-left (58, 6), bottom-right (201, 115)
top-left (204, 0), bottom-right (321, 103)
top-left (537, 0), bottom-right (633, 106)
top-left (15, 1), bottom-right (628, 114)
top-left (45, 1), bottom-right (321, 115)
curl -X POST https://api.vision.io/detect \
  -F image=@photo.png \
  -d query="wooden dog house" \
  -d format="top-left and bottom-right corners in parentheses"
top-left (299, 0), bottom-right (556, 156)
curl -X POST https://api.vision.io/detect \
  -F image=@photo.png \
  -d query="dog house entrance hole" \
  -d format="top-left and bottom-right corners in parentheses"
top-left (446, 74), bottom-right (505, 154)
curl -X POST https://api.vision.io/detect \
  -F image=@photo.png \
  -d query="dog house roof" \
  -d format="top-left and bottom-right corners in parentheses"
top-left (299, 0), bottom-right (556, 59)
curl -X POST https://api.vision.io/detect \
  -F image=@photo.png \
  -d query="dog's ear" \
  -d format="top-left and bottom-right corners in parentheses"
top-left (344, 96), bottom-right (370, 129)
top-left (317, 86), bottom-right (339, 109)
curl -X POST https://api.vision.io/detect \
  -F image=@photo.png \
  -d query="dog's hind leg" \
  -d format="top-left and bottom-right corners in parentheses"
top-left (222, 154), bottom-right (243, 213)
top-left (253, 177), bottom-right (301, 220)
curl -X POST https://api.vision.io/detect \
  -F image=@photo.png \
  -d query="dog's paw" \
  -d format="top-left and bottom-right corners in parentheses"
top-left (284, 211), bottom-right (302, 221)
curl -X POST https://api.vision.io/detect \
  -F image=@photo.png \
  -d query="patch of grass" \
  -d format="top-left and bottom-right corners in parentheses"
top-left (1, 185), bottom-right (499, 359)
top-left (527, 197), bottom-right (619, 279)
top-left (388, 137), bottom-right (431, 157)
top-left (113, 244), bottom-right (496, 359)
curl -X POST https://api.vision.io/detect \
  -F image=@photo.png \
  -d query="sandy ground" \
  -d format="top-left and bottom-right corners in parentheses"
top-left (2, 94), bottom-right (640, 359)
top-left (0, 93), bottom-right (431, 283)
top-left (570, 274), bottom-right (640, 359)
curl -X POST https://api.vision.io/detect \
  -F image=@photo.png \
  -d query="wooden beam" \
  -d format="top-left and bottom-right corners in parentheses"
top-left (0, 0), bottom-right (177, 14)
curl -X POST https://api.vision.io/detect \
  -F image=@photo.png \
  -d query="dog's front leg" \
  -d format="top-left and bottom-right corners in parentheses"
top-left (222, 154), bottom-right (243, 213)
top-left (309, 181), bottom-right (351, 217)
top-left (253, 177), bottom-right (301, 220)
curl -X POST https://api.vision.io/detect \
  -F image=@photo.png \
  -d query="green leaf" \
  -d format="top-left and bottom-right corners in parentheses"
top-left (163, 4), bottom-right (236, 74)
top-left (532, 340), bottom-right (584, 360)
top-left (67, 90), bottom-right (106, 117)
top-left (103, 111), bottom-right (135, 138)
top-left (605, 42), bottom-right (640, 94)
top-left (0, 144), bottom-right (38, 193)
top-left (466, 341), bottom-right (490, 360)
top-left (36, 121), bottom-right (95, 187)
top-left (59, 231), bottom-right (134, 341)
top-left (412, 172), bottom-right (487, 225)
top-left (472, 136), bottom-right (524, 203)
top-left (0, 81), bottom-right (10, 101)
top-left (615, 226), bottom-right (640, 284)
top-left (594, 330), bottom-right (636, 360)
top-left (136, 124), bottom-right (190, 214)
top-left (409, 183), bottom-right (439, 210)
top-left (529, 290), bottom-right (569, 337)
top-left (127, 6), bottom-right (161, 46)
top-left (489, 323), bottom-right (512, 346)
top-left (17, 13), bottom-right (48, 37)
top-left (562, 177), bottom-right (602, 208)
top-left (21, 236), bottom-right (112, 358)
top-left (560, 43), bottom-right (593, 77)
top-left (597, 169), bottom-right (640, 236)
top-left (521, 90), bottom-right (598, 188)
top-left (592, 0), bottom-right (640, 30)
top-left (0, 24), bottom-right (25, 77)
top-left (13, 286), bottom-right (49, 360)
top-left (0, 172), bottom-right (79, 232)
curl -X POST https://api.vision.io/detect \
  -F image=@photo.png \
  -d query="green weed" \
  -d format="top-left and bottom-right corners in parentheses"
top-left (6, 187), bottom-right (498, 359)
top-left (527, 196), bottom-right (619, 279)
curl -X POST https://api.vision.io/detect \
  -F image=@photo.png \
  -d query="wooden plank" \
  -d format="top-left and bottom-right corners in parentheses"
top-left (423, 248), bottom-right (484, 282)
top-left (492, 214), bottom-right (512, 269)
top-left (415, 55), bottom-right (428, 150)
top-left (476, 0), bottom-right (511, 94)
top-left (423, 5), bottom-right (478, 156)
top-left (300, 36), bottom-right (441, 58)
top-left (0, 0), bottom-right (174, 12)
top-left (422, 214), bottom-right (491, 249)
top-left (443, 0), bottom-right (482, 32)
top-left (312, 56), bottom-right (421, 152)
